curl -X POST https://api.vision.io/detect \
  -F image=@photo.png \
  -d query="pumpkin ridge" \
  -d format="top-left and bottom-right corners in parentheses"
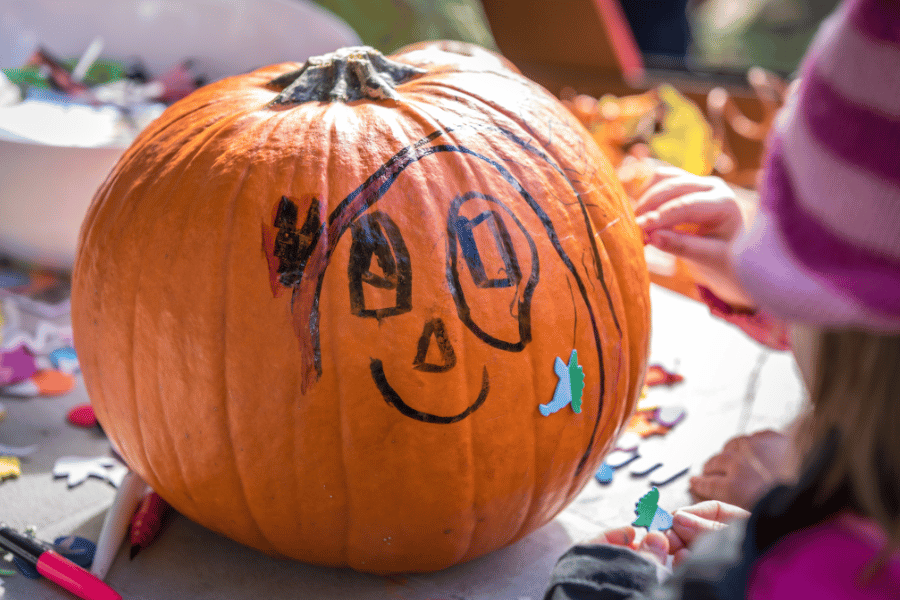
top-left (430, 87), bottom-right (629, 476)
top-left (502, 315), bottom-right (540, 550)
top-left (221, 218), bottom-right (279, 551)
top-left (129, 109), bottom-right (266, 523)
top-left (431, 120), bottom-right (512, 561)
top-left (324, 108), bottom-right (352, 568)
top-left (220, 113), bottom-right (313, 557)
top-left (272, 106), bottom-right (318, 560)
top-left (109, 98), bottom-right (242, 190)
top-left (400, 106), bottom-right (568, 555)
top-left (121, 114), bottom-right (249, 504)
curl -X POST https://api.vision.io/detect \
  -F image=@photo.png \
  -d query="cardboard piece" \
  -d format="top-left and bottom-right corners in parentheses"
top-left (480, 0), bottom-right (643, 83)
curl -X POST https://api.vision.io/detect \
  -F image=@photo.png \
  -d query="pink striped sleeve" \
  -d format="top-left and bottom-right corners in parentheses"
top-left (753, 0), bottom-right (900, 321)
top-left (849, 0), bottom-right (900, 46)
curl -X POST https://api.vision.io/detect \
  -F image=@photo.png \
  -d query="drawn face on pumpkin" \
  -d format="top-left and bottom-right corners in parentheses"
top-left (263, 126), bottom-right (620, 444)
top-left (336, 187), bottom-right (541, 424)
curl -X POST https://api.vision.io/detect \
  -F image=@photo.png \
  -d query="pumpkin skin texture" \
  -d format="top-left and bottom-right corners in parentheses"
top-left (71, 43), bottom-right (650, 574)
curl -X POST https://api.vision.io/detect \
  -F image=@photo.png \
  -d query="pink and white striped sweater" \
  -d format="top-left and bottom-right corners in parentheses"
top-left (732, 0), bottom-right (900, 333)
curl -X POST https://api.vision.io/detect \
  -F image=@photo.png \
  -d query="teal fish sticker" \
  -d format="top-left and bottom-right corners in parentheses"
top-left (539, 349), bottom-right (585, 416)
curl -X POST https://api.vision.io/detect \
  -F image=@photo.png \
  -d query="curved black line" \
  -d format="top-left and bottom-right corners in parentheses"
top-left (446, 191), bottom-right (538, 352)
top-left (371, 359), bottom-right (489, 424)
top-left (566, 275), bottom-right (577, 346)
top-left (300, 129), bottom-right (619, 471)
top-left (493, 123), bottom-right (620, 336)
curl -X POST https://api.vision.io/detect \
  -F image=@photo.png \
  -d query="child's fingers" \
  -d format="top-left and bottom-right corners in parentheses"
top-left (590, 525), bottom-right (638, 548)
top-left (634, 178), bottom-right (716, 216)
top-left (678, 500), bottom-right (749, 523)
top-left (646, 230), bottom-right (730, 269)
top-left (637, 531), bottom-right (670, 565)
top-left (641, 164), bottom-right (691, 189)
top-left (665, 528), bottom-right (688, 554)
top-left (636, 196), bottom-right (731, 235)
top-left (670, 511), bottom-right (729, 549)
top-left (641, 158), bottom-right (693, 181)
top-left (688, 474), bottom-right (730, 504)
top-left (699, 451), bottom-right (736, 476)
top-left (672, 548), bottom-right (693, 569)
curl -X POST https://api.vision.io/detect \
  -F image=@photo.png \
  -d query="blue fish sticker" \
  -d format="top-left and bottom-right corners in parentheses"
top-left (539, 349), bottom-right (585, 416)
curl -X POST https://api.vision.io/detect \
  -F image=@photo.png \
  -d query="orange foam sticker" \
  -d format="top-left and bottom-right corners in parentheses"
top-left (625, 412), bottom-right (671, 438)
top-left (33, 369), bottom-right (76, 395)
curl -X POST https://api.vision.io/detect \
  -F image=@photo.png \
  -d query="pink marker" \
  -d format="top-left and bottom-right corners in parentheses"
top-left (0, 525), bottom-right (121, 600)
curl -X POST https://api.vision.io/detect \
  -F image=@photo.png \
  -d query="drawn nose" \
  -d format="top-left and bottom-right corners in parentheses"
top-left (412, 318), bottom-right (456, 372)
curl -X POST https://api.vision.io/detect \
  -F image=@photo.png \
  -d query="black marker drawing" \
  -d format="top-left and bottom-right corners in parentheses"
top-left (348, 211), bottom-right (412, 319)
top-left (263, 123), bottom-right (623, 476)
top-left (413, 318), bottom-right (456, 372)
top-left (448, 191), bottom-right (538, 352)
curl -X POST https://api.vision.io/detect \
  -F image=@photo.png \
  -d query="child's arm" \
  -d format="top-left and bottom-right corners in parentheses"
top-left (544, 501), bottom-right (751, 599)
top-left (632, 161), bottom-right (756, 309)
top-left (544, 529), bottom-right (670, 600)
top-left (628, 161), bottom-right (792, 350)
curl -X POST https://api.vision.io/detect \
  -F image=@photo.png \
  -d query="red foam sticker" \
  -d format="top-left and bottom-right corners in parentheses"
top-left (67, 404), bottom-right (98, 428)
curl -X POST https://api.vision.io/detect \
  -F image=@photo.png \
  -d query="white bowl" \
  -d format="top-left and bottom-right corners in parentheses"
top-left (0, 0), bottom-right (361, 270)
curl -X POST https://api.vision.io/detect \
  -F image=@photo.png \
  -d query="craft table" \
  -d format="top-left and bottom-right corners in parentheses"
top-left (0, 282), bottom-right (806, 600)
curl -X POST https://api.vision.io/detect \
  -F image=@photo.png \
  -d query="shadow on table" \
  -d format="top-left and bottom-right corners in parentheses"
top-left (99, 513), bottom-right (572, 600)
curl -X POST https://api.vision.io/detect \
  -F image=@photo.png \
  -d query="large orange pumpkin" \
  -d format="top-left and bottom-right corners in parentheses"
top-left (72, 42), bottom-right (650, 573)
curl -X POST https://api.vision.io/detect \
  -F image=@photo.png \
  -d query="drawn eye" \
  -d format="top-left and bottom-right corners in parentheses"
top-left (348, 211), bottom-right (412, 318)
top-left (454, 210), bottom-right (521, 289)
top-left (447, 192), bottom-right (539, 352)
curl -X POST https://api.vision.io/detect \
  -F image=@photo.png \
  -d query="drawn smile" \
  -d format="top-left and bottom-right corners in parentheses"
top-left (369, 359), bottom-right (489, 424)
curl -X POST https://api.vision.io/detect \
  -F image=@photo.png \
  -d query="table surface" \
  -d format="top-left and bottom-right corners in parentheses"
top-left (0, 283), bottom-right (806, 600)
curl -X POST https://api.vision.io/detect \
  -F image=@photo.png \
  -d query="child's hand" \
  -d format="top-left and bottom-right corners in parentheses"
top-left (690, 429), bottom-right (797, 510)
top-left (630, 161), bottom-right (757, 308)
top-left (588, 526), bottom-right (671, 567)
top-left (664, 501), bottom-right (749, 567)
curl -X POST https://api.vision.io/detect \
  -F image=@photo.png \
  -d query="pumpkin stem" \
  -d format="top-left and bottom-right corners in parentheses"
top-left (268, 46), bottom-right (426, 105)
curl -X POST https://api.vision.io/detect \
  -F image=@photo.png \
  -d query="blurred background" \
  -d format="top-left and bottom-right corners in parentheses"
top-left (0, 0), bottom-right (840, 272)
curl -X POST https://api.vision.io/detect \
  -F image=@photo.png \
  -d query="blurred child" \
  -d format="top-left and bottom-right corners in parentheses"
top-left (544, 0), bottom-right (900, 597)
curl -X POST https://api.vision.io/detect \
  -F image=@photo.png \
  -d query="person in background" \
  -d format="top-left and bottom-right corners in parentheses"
top-left (544, 0), bottom-right (900, 597)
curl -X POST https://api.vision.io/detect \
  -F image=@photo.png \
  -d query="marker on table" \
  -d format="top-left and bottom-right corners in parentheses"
top-left (0, 524), bottom-right (122, 600)
top-left (91, 470), bottom-right (148, 579)
top-left (129, 491), bottom-right (171, 559)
